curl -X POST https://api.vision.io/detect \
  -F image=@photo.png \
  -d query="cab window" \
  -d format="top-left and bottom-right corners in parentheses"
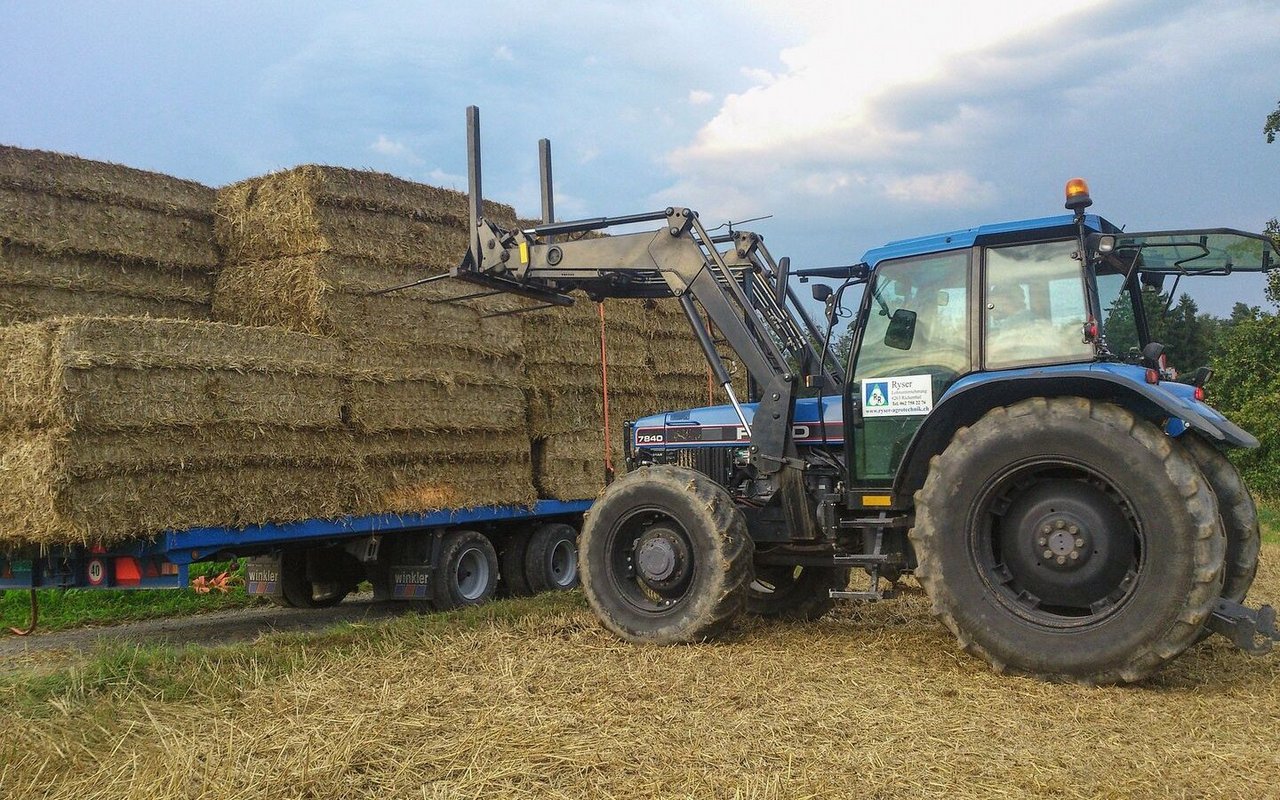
top-left (984, 240), bottom-right (1094, 369)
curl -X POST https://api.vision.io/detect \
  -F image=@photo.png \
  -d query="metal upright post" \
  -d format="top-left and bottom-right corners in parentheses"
top-left (466, 106), bottom-right (483, 261)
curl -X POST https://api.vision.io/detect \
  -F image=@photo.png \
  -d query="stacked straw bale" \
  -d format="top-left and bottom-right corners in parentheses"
top-left (0, 146), bottom-right (218, 324)
top-left (213, 166), bottom-right (535, 510)
top-left (0, 318), bottom-right (357, 547)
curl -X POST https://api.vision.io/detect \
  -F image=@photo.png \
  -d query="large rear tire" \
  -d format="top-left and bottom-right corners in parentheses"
top-left (497, 528), bottom-right (535, 598)
top-left (580, 465), bottom-right (753, 643)
top-left (746, 564), bottom-right (850, 621)
top-left (911, 398), bottom-right (1225, 684)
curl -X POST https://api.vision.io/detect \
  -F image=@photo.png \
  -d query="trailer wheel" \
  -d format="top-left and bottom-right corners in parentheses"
top-left (911, 398), bottom-right (1225, 684)
top-left (498, 528), bottom-right (535, 598)
top-left (272, 549), bottom-right (353, 609)
top-left (579, 465), bottom-right (753, 643)
top-left (525, 523), bottom-right (580, 593)
top-left (746, 565), bottom-right (850, 621)
top-left (432, 530), bottom-right (499, 611)
top-left (1180, 433), bottom-right (1260, 603)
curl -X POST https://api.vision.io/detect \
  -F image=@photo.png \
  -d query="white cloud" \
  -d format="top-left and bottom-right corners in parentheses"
top-left (688, 89), bottom-right (713, 106)
top-left (426, 167), bottom-right (467, 189)
top-left (881, 171), bottom-right (996, 207)
top-left (370, 134), bottom-right (422, 164)
top-left (493, 44), bottom-right (514, 62)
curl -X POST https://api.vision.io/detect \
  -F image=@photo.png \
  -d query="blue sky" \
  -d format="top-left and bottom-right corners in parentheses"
top-left (3, 0), bottom-right (1277, 313)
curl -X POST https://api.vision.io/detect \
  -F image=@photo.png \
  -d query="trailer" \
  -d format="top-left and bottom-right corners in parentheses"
top-left (0, 499), bottom-right (590, 630)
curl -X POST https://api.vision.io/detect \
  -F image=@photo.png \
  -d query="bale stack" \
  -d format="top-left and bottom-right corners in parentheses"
top-left (0, 317), bottom-right (356, 547)
top-left (0, 146), bottom-right (218, 324)
top-left (212, 166), bottom-right (535, 510)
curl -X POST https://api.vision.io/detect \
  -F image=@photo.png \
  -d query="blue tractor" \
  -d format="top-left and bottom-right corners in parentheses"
top-left (454, 109), bottom-right (1277, 683)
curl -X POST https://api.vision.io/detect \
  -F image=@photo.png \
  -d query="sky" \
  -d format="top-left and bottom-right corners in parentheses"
top-left (3, 0), bottom-right (1277, 314)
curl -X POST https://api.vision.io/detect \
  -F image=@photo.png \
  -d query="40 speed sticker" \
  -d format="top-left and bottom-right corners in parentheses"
top-left (861, 375), bottom-right (934, 417)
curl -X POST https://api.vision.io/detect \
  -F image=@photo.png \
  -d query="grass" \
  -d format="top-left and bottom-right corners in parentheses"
top-left (1257, 497), bottom-right (1279, 544)
top-left (0, 548), bottom-right (1276, 800)
top-left (0, 560), bottom-right (262, 634)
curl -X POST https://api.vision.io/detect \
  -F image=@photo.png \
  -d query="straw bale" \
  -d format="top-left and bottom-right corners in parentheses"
top-left (213, 254), bottom-right (523, 355)
top-left (0, 286), bottom-right (209, 326)
top-left (345, 380), bottom-right (527, 434)
top-left (0, 188), bottom-right (218, 271)
top-left (0, 318), bottom-right (346, 431)
top-left (358, 458), bottom-right (534, 514)
top-left (0, 145), bottom-right (214, 218)
top-left (0, 426), bottom-right (359, 479)
top-left (1, 241), bottom-right (214, 303)
top-left (532, 432), bottom-right (608, 500)
top-left (215, 165), bottom-right (516, 266)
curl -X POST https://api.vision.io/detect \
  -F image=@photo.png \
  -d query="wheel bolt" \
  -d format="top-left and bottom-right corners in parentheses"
top-left (1042, 525), bottom-right (1052, 535)
top-left (1070, 551), bottom-right (1079, 560)
top-left (1056, 556), bottom-right (1067, 565)
top-left (1038, 537), bottom-right (1048, 546)
top-left (1068, 525), bottom-right (1078, 535)
top-left (1043, 550), bottom-right (1053, 559)
top-left (1075, 538), bottom-right (1085, 548)
top-left (1055, 520), bottom-right (1066, 530)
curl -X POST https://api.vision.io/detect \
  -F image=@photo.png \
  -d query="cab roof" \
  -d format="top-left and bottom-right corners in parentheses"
top-left (860, 213), bottom-right (1119, 268)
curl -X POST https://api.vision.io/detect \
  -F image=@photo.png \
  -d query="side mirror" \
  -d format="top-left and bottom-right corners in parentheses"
top-left (884, 309), bottom-right (917, 351)
top-left (1139, 272), bottom-right (1166, 293)
top-left (774, 256), bottom-right (790, 306)
top-left (811, 283), bottom-right (833, 302)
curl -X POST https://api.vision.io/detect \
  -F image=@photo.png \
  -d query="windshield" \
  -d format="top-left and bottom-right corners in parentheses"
top-left (1111, 229), bottom-right (1277, 274)
top-left (1095, 230), bottom-right (1277, 371)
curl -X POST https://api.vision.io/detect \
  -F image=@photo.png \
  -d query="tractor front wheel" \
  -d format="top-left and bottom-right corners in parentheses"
top-left (580, 465), bottom-right (753, 643)
top-left (746, 564), bottom-right (850, 621)
top-left (911, 398), bottom-right (1225, 684)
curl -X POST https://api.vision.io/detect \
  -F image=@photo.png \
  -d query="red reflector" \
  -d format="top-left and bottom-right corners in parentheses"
top-left (114, 557), bottom-right (142, 585)
top-left (1194, 386), bottom-right (1205, 401)
top-left (1145, 368), bottom-right (1160, 385)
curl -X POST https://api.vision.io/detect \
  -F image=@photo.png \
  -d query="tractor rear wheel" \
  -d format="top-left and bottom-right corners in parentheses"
top-left (580, 465), bottom-right (753, 643)
top-left (746, 564), bottom-right (850, 621)
top-left (911, 398), bottom-right (1225, 684)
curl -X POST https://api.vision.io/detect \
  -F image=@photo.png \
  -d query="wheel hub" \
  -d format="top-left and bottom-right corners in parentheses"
top-left (633, 527), bottom-right (691, 590)
top-left (994, 478), bottom-right (1137, 614)
top-left (1036, 517), bottom-right (1092, 571)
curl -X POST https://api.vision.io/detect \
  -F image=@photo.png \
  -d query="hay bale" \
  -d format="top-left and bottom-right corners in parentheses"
top-left (215, 165), bottom-right (516, 267)
top-left (0, 285), bottom-right (210, 326)
top-left (0, 188), bottom-right (217, 271)
top-left (531, 432), bottom-right (608, 501)
top-left (0, 241), bottom-right (213, 304)
top-left (345, 380), bottom-right (526, 434)
top-left (0, 145), bottom-right (213, 218)
top-left (213, 254), bottom-right (521, 352)
top-left (356, 430), bottom-right (535, 514)
top-left (0, 318), bottom-right (346, 432)
top-left (0, 427), bottom-right (362, 546)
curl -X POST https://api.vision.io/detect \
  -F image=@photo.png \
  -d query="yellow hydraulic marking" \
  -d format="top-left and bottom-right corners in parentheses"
top-left (519, 241), bottom-right (529, 264)
top-left (862, 495), bottom-right (892, 507)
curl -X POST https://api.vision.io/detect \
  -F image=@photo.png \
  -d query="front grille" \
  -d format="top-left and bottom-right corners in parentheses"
top-left (673, 447), bottom-right (734, 486)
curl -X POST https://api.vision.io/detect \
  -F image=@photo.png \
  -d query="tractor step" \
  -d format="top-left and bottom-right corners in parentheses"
top-left (1206, 599), bottom-right (1279, 655)
top-left (830, 589), bottom-right (888, 602)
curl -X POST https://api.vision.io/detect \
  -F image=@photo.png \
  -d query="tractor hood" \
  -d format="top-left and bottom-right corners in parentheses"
top-left (631, 395), bottom-right (844, 449)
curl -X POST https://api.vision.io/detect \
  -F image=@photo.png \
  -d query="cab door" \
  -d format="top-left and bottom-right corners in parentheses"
top-left (846, 249), bottom-right (973, 482)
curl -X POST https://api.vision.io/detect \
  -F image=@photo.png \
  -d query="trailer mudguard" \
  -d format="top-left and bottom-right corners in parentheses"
top-left (894, 362), bottom-right (1257, 497)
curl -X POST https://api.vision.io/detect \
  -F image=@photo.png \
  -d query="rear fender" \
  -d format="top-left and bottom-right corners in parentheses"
top-left (894, 365), bottom-right (1257, 497)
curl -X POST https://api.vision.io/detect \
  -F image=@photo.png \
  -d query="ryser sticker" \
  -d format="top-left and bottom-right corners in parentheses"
top-left (861, 375), bottom-right (934, 417)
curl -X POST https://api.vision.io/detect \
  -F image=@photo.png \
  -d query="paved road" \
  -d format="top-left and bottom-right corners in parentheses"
top-left (0, 593), bottom-right (405, 661)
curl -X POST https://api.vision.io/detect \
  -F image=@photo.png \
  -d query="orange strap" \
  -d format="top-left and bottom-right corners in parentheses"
top-left (7, 589), bottom-right (37, 636)
top-left (598, 302), bottom-right (615, 478)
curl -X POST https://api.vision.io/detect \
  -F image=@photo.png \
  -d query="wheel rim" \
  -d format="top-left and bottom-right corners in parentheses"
top-left (970, 458), bottom-right (1144, 629)
top-left (454, 546), bottom-right (490, 601)
top-left (549, 538), bottom-right (579, 588)
top-left (607, 506), bottom-right (696, 614)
